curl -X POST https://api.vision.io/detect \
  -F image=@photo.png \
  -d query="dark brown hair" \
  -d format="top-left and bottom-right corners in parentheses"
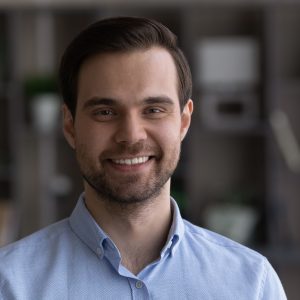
top-left (59, 16), bottom-right (192, 116)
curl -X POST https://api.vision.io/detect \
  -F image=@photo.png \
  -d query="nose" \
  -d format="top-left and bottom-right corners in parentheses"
top-left (114, 113), bottom-right (147, 145)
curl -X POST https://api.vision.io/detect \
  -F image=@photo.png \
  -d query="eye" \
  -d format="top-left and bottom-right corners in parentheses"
top-left (92, 108), bottom-right (116, 121)
top-left (143, 106), bottom-right (168, 119)
top-left (96, 109), bottom-right (114, 115)
top-left (144, 107), bottom-right (165, 115)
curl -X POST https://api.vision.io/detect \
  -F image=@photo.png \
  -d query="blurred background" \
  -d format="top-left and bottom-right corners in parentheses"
top-left (0, 0), bottom-right (300, 298)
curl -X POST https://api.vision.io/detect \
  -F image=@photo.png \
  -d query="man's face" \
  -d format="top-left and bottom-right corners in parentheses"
top-left (63, 47), bottom-right (193, 204)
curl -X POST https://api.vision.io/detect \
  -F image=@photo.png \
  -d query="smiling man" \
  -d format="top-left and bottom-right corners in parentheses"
top-left (0, 17), bottom-right (286, 299)
top-left (63, 45), bottom-right (192, 275)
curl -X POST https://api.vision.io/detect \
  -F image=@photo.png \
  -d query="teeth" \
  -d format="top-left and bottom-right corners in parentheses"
top-left (113, 157), bottom-right (149, 165)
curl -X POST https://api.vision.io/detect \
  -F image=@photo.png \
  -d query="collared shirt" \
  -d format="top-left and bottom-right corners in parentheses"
top-left (0, 194), bottom-right (286, 300)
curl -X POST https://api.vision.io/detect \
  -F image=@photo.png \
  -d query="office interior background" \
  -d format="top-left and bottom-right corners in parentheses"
top-left (0, 0), bottom-right (300, 298)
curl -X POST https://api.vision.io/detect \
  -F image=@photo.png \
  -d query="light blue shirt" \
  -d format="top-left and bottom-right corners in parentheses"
top-left (0, 194), bottom-right (286, 299)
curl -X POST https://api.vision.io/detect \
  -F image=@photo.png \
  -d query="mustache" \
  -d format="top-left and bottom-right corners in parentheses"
top-left (100, 142), bottom-right (160, 159)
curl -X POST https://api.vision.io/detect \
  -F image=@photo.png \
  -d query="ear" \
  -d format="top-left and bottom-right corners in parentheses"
top-left (180, 99), bottom-right (193, 141)
top-left (62, 104), bottom-right (76, 149)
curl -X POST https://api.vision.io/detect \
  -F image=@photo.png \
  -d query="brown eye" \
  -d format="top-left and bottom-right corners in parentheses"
top-left (92, 108), bottom-right (116, 121)
top-left (143, 107), bottom-right (167, 119)
top-left (96, 109), bottom-right (113, 115)
top-left (145, 107), bottom-right (163, 114)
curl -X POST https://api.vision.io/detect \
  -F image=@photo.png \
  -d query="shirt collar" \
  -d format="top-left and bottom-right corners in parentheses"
top-left (69, 193), bottom-right (109, 259)
top-left (69, 193), bottom-right (185, 259)
top-left (160, 197), bottom-right (185, 257)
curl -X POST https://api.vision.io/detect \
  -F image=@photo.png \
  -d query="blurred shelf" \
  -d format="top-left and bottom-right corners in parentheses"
top-left (0, 165), bottom-right (11, 182)
top-left (196, 123), bottom-right (269, 137)
top-left (0, 4), bottom-right (300, 299)
top-left (275, 79), bottom-right (300, 94)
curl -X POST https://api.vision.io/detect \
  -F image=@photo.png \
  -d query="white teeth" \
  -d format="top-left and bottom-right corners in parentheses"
top-left (113, 156), bottom-right (149, 165)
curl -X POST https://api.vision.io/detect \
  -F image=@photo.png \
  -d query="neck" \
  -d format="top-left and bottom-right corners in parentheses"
top-left (84, 183), bottom-right (172, 275)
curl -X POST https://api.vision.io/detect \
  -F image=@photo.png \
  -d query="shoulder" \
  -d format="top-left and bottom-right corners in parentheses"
top-left (1, 218), bottom-right (70, 250)
top-left (181, 220), bottom-right (269, 287)
top-left (0, 218), bottom-right (81, 299)
top-left (182, 219), bottom-right (266, 266)
top-left (0, 219), bottom-right (73, 270)
top-left (178, 220), bottom-right (287, 299)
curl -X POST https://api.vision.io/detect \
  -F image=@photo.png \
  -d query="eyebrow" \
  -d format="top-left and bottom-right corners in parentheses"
top-left (143, 96), bottom-right (175, 106)
top-left (82, 95), bottom-right (175, 110)
top-left (82, 97), bottom-right (117, 110)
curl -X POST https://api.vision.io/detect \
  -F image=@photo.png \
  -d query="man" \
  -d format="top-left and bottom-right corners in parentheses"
top-left (0, 17), bottom-right (286, 299)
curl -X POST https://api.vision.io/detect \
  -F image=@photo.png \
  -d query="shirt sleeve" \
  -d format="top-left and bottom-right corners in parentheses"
top-left (260, 259), bottom-right (287, 300)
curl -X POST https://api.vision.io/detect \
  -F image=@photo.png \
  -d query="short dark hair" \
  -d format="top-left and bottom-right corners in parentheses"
top-left (59, 16), bottom-right (192, 116)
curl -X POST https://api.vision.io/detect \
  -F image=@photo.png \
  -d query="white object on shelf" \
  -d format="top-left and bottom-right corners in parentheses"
top-left (195, 37), bottom-right (260, 90)
top-left (204, 203), bottom-right (258, 245)
top-left (30, 93), bottom-right (60, 133)
top-left (50, 174), bottom-right (72, 198)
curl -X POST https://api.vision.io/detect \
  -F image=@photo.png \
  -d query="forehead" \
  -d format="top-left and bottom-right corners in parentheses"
top-left (77, 47), bottom-right (179, 107)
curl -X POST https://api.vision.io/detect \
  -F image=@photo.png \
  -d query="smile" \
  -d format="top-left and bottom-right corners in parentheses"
top-left (111, 156), bottom-right (150, 165)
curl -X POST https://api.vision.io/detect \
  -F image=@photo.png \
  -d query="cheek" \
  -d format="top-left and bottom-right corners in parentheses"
top-left (153, 122), bottom-right (182, 150)
top-left (74, 121), bottom-right (110, 148)
top-left (74, 130), bottom-right (104, 163)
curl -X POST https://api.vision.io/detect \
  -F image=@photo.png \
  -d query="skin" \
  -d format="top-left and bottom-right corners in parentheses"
top-left (63, 46), bottom-right (193, 274)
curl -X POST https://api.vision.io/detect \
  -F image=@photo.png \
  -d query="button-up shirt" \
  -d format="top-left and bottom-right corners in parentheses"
top-left (0, 194), bottom-right (287, 299)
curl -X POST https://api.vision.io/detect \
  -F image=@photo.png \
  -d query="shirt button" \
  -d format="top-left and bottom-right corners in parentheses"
top-left (135, 280), bottom-right (143, 289)
top-left (96, 247), bottom-right (102, 256)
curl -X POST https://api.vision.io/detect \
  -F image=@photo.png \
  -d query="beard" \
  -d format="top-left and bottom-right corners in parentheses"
top-left (76, 141), bottom-right (180, 205)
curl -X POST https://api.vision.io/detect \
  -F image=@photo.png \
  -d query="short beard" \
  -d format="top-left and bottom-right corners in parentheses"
top-left (81, 158), bottom-right (175, 206)
top-left (76, 140), bottom-right (181, 207)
